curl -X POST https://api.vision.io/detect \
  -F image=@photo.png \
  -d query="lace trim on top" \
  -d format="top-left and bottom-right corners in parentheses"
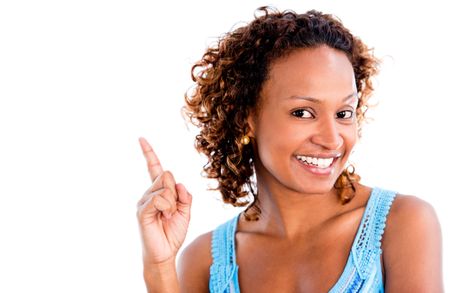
top-left (355, 188), bottom-right (396, 277)
top-left (209, 215), bottom-right (239, 293)
top-left (330, 187), bottom-right (396, 292)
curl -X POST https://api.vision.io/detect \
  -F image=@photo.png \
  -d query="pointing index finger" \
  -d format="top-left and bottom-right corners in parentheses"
top-left (139, 137), bottom-right (163, 182)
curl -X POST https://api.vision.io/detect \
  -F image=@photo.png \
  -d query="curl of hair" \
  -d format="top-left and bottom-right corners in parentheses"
top-left (184, 7), bottom-right (379, 220)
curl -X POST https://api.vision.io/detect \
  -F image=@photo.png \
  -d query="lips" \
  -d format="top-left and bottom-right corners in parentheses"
top-left (296, 155), bottom-right (334, 168)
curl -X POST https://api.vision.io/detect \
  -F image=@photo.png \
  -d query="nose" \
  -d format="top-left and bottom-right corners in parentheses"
top-left (311, 118), bottom-right (344, 150)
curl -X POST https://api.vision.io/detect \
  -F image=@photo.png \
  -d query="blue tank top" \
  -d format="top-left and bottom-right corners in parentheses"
top-left (209, 187), bottom-right (397, 293)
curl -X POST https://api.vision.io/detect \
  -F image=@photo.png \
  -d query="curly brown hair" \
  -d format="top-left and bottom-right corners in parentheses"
top-left (184, 6), bottom-right (379, 220)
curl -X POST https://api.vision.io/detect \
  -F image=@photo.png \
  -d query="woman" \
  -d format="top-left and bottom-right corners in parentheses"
top-left (137, 7), bottom-right (443, 292)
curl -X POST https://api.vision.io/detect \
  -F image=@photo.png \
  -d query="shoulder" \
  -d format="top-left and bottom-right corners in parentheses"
top-left (384, 194), bottom-right (440, 237)
top-left (177, 231), bottom-right (212, 293)
top-left (382, 194), bottom-right (443, 291)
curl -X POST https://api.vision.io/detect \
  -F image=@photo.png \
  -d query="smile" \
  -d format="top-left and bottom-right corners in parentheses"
top-left (295, 155), bottom-right (337, 169)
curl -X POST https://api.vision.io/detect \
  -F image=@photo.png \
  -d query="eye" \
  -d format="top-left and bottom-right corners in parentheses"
top-left (292, 109), bottom-right (314, 118)
top-left (336, 110), bottom-right (354, 119)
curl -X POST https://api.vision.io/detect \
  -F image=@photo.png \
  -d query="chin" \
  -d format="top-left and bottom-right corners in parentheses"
top-left (293, 181), bottom-right (337, 195)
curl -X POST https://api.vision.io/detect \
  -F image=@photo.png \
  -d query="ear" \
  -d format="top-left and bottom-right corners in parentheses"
top-left (246, 110), bottom-right (257, 138)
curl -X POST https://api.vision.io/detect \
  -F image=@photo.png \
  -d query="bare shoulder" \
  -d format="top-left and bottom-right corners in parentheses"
top-left (177, 231), bottom-right (212, 293)
top-left (385, 194), bottom-right (441, 237)
top-left (382, 194), bottom-right (443, 292)
top-left (386, 194), bottom-right (440, 226)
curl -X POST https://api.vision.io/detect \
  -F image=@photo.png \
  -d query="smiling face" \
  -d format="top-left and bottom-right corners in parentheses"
top-left (248, 45), bottom-right (358, 195)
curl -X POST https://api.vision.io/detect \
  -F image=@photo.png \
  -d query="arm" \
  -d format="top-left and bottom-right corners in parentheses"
top-left (383, 195), bottom-right (443, 292)
top-left (137, 138), bottom-right (193, 293)
top-left (143, 258), bottom-right (180, 293)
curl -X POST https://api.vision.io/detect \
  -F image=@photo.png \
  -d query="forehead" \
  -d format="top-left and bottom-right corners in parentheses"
top-left (260, 45), bottom-right (356, 103)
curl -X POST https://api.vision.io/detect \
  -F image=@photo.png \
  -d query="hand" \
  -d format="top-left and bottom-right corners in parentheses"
top-left (137, 137), bottom-right (192, 266)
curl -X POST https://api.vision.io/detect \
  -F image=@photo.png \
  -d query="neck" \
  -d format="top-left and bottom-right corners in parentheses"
top-left (249, 178), bottom-right (345, 239)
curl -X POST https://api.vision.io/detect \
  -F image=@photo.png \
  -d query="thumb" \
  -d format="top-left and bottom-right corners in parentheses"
top-left (175, 183), bottom-right (192, 214)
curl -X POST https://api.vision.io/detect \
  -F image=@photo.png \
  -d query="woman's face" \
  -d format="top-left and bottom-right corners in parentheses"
top-left (248, 45), bottom-right (358, 195)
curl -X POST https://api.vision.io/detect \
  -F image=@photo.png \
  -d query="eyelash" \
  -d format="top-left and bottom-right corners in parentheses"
top-left (291, 109), bottom-right (314, 118)
top-left (336, 110), bottom-right (354, 119)
top-left (291, 109), bottom-right (354, 119)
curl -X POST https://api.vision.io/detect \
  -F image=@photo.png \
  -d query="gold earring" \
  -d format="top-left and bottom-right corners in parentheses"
top-left (334, 164), bottom-right (360, 204)
top-left (240, 135), bottom-right (250, 145)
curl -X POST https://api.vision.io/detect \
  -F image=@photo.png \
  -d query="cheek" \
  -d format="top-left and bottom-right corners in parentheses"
top-left (343, 124), bottom-right (358, 152)
top-left (254, 117), bottom-right (290, 160)
top-left (255, 120), bottom-right (308, 165)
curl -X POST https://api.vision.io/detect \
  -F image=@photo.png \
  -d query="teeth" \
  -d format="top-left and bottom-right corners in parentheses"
top-left (317, 158), bottom-right (324, 167)
top-left (296, 155), bottom-right (334, 168)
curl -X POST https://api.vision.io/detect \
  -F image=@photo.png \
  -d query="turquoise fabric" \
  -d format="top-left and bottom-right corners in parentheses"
top-left (209, 187), bottom-right (397, 293)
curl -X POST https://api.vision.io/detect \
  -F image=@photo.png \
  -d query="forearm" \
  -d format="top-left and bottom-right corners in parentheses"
top-left (143, 259), bottom-right (180, 293)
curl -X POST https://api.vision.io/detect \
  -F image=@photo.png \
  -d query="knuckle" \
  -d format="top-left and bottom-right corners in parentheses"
top-left (136, 207), bottom-right (146, 221)
top-left (149, 193), bottom-right (159, 205)
top-left (161, 188), bottom-right (177, 203)
top-left (154, 196), bottom-right (168, 211)
top-left (141, 186), bottom-right (153, 197)
top-left (136, 200), bottom-right (143, 208)
top-left (160, 188), bottom-right (171, 197)
top-left (162, 170), bottom-right (174, 181)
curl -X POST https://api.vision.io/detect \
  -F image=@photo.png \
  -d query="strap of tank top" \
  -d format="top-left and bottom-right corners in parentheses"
top-left (352, 187), bottom-right (397, 280)
top-left (209, 215), bottom-right (240, 293)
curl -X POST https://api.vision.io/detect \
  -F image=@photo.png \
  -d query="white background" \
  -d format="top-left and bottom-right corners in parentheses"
top-left (0, 0), bottom-right (448, 291)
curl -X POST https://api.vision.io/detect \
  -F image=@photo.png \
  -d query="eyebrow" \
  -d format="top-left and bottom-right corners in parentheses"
top-left (287, 92), bottom-right (357, 103)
